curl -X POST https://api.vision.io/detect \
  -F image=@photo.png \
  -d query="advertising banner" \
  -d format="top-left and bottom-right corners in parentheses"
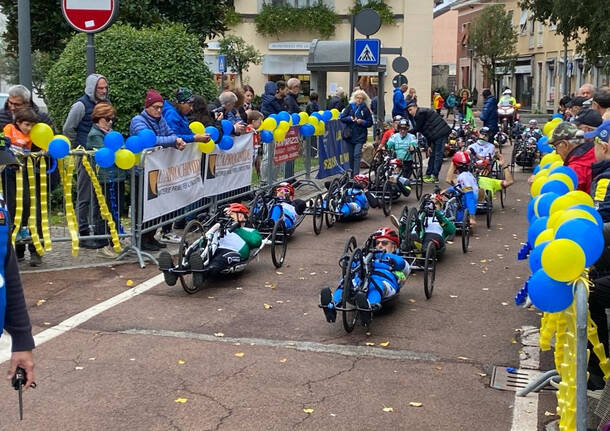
top-left (202, 133), bottom-right (253, 197)
top-left (273, 126), bottom-right (301, 165)
top-left (316, 120), bottom-right (350, 179)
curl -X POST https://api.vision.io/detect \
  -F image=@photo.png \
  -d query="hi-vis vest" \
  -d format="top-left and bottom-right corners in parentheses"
top-left (0, 196), bottom-right (10, 336)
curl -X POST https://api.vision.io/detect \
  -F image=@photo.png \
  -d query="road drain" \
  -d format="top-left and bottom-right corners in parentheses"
top-left (490, 366), bottom-right (556, 392)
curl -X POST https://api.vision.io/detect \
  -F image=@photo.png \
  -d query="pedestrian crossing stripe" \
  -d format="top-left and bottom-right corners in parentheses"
top-left (357, 44), bottom-right (376, 62)
top-left (354, 38), bottom-right (380, 66)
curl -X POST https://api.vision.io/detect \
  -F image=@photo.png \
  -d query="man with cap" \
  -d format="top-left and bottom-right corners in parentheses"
top-left (0, 140), bottom-right (36, 389)
top-left (574, 108), bottom-right (603, 133)
top-left (593, 87), bottom-right (610, 122)
top-left (162, 88), bottom-right (211, 144)
top-left (567, 96), bottom-right (588, 121)
top-left (549, 121), bottom-right (596, 192)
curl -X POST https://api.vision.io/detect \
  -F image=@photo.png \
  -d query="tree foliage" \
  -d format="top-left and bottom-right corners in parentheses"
top-left (519, 0), bottom-right (610, 71)
top-left (469, 4), bottom-right (518, 93)
top-left (349, 1), bottom-right (395, 26)
top-left (255, 2), bottom-right (339, 40)
top-left (45, 24), bottom-right (216, 134)
top-left (218, 35), bottom-right (263, 85)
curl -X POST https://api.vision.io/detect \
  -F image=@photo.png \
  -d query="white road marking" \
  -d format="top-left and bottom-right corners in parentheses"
top-left (121, 328), bottom-right (441, 362)
top-left (0, 274), bottom-right (164, 364)
top-left (510, 325), bottom-right (540, 431)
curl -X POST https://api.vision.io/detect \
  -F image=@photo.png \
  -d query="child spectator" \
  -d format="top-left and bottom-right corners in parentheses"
top-left (247, 110), bottom-right (264, 178)
top-left (306, 92), bottom-right (320, 115)
top-left (3, 109), bottom-right (39, 151)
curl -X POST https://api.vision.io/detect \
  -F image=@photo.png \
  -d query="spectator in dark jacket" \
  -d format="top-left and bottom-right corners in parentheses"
top-left (328, 87), bottom-right (345, 112)
top-left (306, 92), bottom-right (320, 115)
top-left (392, 84), bottom-right (408, 117)
top-left (340, 89), bottom-right (373, 176)
top-left (408, 102), bottom-right (451, 183)
top-left (284, 78), bottom-right (301, 114)
top-left (479, 89), bottom-right (499, 142)
top-left (162, 87), bottom-right (211, 143)
top-left (261, 81), bottom-right (283, 118)
top-left (0, 85), bottom-right (52, 130)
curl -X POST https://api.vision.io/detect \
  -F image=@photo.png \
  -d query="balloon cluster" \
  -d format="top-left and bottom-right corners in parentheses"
top-left (30, 123), bottom-right (71, 159)
top-left (189, 121), bottom-right (234, 153)
top-left (517, 152), bottom-right (604, 312)
top-left (258, 109), bottom-right (340, 143)
top-left (95, 129), bottom-right (156, 170)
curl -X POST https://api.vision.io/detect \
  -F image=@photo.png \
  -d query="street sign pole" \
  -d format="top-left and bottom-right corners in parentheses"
top-left (17, 0), bottom-right (32, 90)
top-left (86, 33), bottom-right (96, 75)
top-left (349, 15), bottom-right (355, 94)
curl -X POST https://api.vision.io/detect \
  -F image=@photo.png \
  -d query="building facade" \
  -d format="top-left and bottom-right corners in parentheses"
top-left (432, 4), bottom-right (458, 94)
top-left (205, 0), bottom-right (434, 113)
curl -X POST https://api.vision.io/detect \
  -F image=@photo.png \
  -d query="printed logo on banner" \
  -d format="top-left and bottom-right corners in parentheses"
top-left (202, 134), bottom-right (254, 198)
top-left (274, 126), bottom-right (301, 165)
top-left (147, 170), bottom-right (159, 200)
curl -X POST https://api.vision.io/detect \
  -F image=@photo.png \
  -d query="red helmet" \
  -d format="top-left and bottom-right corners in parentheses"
top-left (276, 182), bottom-right (294, 199)
top-left (452, 151), bottom-right (470, 167)
top-left (227, 203), bottom-right (250, 216)
top-left (373, 227), bottom-right (400, 246)
top-left (353, 174), bottom-right (369, 187)
top-left (389, 158), bottom-right (403, 168)
top-left (476, 159), bottom-right (490, 169)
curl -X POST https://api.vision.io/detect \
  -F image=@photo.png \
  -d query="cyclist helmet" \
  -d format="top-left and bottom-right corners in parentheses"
top-left (497, 133), bottom-right (508, 144)
top-left (479, 126), bottom-right (491, 137)
top-left (276, 182), bottom-right (295, 199)
top-left (397, 119), bottom-right (410, 130)
top-left (423, 200), bottom-right (436, 217)
top-left (393, 115), bottom-right (403, 122)
top-left (452, 151), bottom-right (470, 167)
top-left (529, 119), bottom-right (538, 127)
top-left (227, 203), bottom-right (250, 216)
top-left (389, 158), bottom-right (403, 168)
top-left (353, 174), bottom-right (369, 188)
top-left (476, 159), bottom-right (491, 170)
top-left (373, 227), bottom-right (400, 246)
top-left (503, 89), bottom-right (512, 95)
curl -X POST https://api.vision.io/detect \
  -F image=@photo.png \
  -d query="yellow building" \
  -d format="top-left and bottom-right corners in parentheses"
top-left (204, 0), bottom-right (434, 112)
top-left (453, 0), bottom-right (609, 112)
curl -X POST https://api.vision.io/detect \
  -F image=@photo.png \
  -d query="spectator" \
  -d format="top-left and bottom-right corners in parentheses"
top-left (457, 89), bottom-right (473, 123)
top-left (129, 89), bottom-right (186, 251)
top-left (567, 97), bottom-right (588, 122)
top-left (445, 91), bottom-right (457, 119)
top-left (3, 108), bottom-right (38, 152)
top-left (479, 89), bottom-right (499, 143)
top-left (548, 121), bottom-right (595, 192)
top-left (261, 81), bottom-right (283, 118)
top-left (306, 92), bottom-right (320, 115)
top-left (328, 87), bottom-right (346, 112)
top-left (62, 74), bottom-right (109, 248)
top-left (214, 91), bottom-right (246, 134)
top-left (405, 87), bottom-right (417, 106)
top-left (574, 108), bottom-right (603, 133)
top-left (242, 85), bottom-right (256, 112)
top-left (559, 95), bottom-right (572, 120)
top-left (162, 87), bottom-right (211, 144)
top-left (370, 95), bottom-right (378, 118)
top-left (276, 80), bottom-right (288, 111)
top-left (579, 83), bottom-right (596, 105)
top-left (407, 101), bottom-right (452, 184)
top-left (190, 95), bottom-right (214, 126)
top-left (340, 89), bottom-right (373, 176)
top-left (0, 85), bottom-right (51, 130)
top-left (0, 144), bottom-right (35, 387)
top-left (233, 87), bottom-right (249, 123)
top-left (392, 83), bottom-right (408, 118)
top-left (432, 91), bottom-right (444, 115)
top-left (86, 103), bottom-right (127, 259)
top-left (284, 78), bottom-right (301, 114)
top-left (593, 87), bottom-right (610, 121)
top-left (246, 110), bottom-right (264, 179)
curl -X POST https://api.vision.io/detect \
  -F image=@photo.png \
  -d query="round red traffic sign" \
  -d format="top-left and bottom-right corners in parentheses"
top-left (61, 0), bottom-right (118, 33)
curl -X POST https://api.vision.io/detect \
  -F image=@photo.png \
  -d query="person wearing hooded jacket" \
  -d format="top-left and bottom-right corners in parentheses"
top-left (260, 81), bottom-right (283, 118)
top-left (162, 88), bottom-right (211, 144)
top-left (63, 74), bottom-right (110, 249)
top-left (479, 89), bottom-right (499, 143)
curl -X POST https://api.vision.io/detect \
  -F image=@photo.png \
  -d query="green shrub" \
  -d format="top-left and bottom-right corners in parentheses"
top-left (255, 2), bottom-right (339, 40)
top-left (349, 1), bottom-right (395, 26)
top-left (45, 24), bottom-right (216, 134)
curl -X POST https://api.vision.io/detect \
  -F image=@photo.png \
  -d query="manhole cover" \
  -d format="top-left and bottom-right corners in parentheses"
top-left (490, 366), bottom-right (556, 392)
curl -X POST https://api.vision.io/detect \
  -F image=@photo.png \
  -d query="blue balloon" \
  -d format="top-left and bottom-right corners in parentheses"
top-left (221, 120), bottom-right (234, 136)
top-left (552, 113), bottom-right (563, 119)
top-left (537, 136), bottom-right (548, 147)
top-left (555, 218), bottom-right (604, 267)
top-left (260, 130), bottom-right (274, 143)
top-left (125, 136), bottom-right (143, 154)
top-left (540, 144), bottom-right (554, 154)
top-left (291, 113), bottom-right (300, 125)
top-left (527, 198), bottom-right (536, 222)
top-left (527, 216), bottom-right (549, 247)
top-left (137, 129), bottom-right (156, 148)
top-left (529, 241), bottom-right (549, 273)
top-left (269, 114), bottom-right (279, 123)
top-left (205, 126), bottom-right (220, 142)
top-left (528, 269), bottom-right (574, 313)
top-left (570, 204), bottom-right (603, 227)
top-left (549, 166), bottom-right (578, 189)
top-left (322, 110), bottom-right (332, 122)
top-left (311, 112), bottom-right (323, 120)
top-left (535, 192), bottom-right (559, 218)
top-left (540, 179), bottom-right (569, 196)
top-left (278, 111), bottom-right (291, 123)
top-left (104, 131), bottom-right (124, 152)
top-left (300, 124), bottom-right (315, 137)
top-left (94, 147), bottom-right (115, 168)
top-left (48, 138), bottom-right (70, 159)
top-left (533, 165), bottom-right (541, 175)
top-left (218, 135), bottom-right (234, 151)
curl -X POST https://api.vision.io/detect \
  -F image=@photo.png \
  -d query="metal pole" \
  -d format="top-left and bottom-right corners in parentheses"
top-left (575, 280), bottom-right (588, 431)
top-left (86, 33), bottom-right (96, 76)
top-left (563, 38), bottom-right (569, 98)
top-left (304, 136), bottom-right (311, 180)
top-left (17, 0), bottom-right (32, 89)
top-left (349, 15), bottom-right (355, 93)
top-left (221, 72), bottom-right (225, 91)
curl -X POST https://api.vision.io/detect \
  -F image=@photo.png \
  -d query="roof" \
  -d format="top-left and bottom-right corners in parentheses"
top-left (306, 39), bottom-right (386, 73)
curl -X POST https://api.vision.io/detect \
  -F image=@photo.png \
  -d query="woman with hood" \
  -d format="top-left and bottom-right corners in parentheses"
top-left (260, 81), bottom-right (283, 118)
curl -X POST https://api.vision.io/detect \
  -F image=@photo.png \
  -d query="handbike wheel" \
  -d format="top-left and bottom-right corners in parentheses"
top-left (461, 208), bottom-right (470, 253)
top-left (312, 194), bottom-right (324, 235)
top-left (382, 180), bottom-right (393, 217)
top-left (402, 207), bottom-right (418, 253)
top-left (341, 236), bottom-right (358, 278)
top-left (325, 179), bottom-right (340, 228)
top-left (485, 190), bottom-right (493, 229)
top-left (413, 149), bottom-right (423, 200)
top-left (271, 219), bottom-right (287, 268)
top-left (178, 219), bottom-right (204, 294)
top-left (423, 241), bottom-right (437, 299)
top-left (342, 248), bottom-right (363, 333)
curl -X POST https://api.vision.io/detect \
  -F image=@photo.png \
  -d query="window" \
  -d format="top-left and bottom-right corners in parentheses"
top-left (529, 19), bottom-right (535, 36)
top-left (265, 0), bottom-right (332, 7)
top-left (461, 22), bottom-right (470, 47)
top-left (519, 9), bottom-right (528, 35)
top-left (537, 20), bottom-right (544, 47)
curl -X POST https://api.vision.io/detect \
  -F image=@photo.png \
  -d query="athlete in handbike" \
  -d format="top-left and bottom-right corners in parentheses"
top-left (320, 228), bottom-right (409, 327)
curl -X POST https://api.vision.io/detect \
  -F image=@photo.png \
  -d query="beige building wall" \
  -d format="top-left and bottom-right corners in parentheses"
top-left (205, 0), bottom-right (434, 115)
top-left (433, 9), bottom-right (458, 66)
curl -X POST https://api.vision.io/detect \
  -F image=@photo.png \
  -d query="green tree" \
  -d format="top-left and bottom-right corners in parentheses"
top-left (349, 1), bottom-right (395, 26)
top-left (45, 24), bottom-right (216, 134)
top-left (520, 0), bottom-right (610, 72)
top-left (468, 4), bottom-right (518, 95)
top-left (218, 35), bottom-right (263, 85)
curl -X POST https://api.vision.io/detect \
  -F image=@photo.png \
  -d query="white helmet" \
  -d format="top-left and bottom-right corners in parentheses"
top-left (503, 89), bottom-right (512, 95)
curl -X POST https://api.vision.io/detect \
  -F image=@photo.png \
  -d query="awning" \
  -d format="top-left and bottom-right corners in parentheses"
top-left (262, 55), bottom-right (309, 75)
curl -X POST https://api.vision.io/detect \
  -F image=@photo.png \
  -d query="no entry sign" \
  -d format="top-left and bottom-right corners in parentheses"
top-left (62, 0), bottom-right (118, 33)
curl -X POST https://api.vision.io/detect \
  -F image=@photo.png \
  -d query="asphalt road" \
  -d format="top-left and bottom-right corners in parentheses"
top-left (0, 160), bottom-right (556, 430)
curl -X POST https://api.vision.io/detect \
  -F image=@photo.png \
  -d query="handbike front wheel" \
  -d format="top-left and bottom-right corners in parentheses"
top-left (178, 220), bottom-right (205, 294)
top-left (325, 179), bottom-right (340, 228)
top-left (461, 208), bottom-right (470, 253)
top-left (342, 248), bottom-right (363, 333)
top-left (271, 219), bottom-right (287, 268)
top-left (485, 190), bottom-right (493, 229)
top-left (423, 241), bottom-right (437, 299)
top-left (382, 180), bottom-right (393, 216)
top-left (312, 194), bottom-right (324, 235)
top-left (413, 149), bottom-right (423, 200)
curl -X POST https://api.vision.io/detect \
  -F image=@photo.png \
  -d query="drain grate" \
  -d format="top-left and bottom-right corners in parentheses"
top-left (490, 366), bottom-right (557, 392)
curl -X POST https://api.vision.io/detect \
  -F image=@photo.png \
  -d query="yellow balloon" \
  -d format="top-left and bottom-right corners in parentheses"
top-left (53, 134), bottom-right (71, 144)
top-left (308, 116), bottom-right (319, 126)
top-left (542, 122), bottom-right (554, 137)
top-left (541, 238), bottom-right (586, 282)
top-left (564, 190), bottom-right (594, 207)
top-left (298, 112), bottom-right (309, 125)
top-left (115, 149), bottom-right (135, 170)
top-left (30, 123), bottom-right (54, 150)
top-left (330, 108), bottom-right (340, 120)
top-left (317, 110), bottom-right (324, 115)
top-left (547, 173), bottom-right (574, 192)
top-left (273, 128), bottom-right (287, 142)
top-left (189, 121), bottom-right (205, 135)
top-left (134, 153), bottom-right (141, 165)
top-left (540, 152), bottom-right (562, 167)
top-left (535, 228), bottom-right (555, 247)
top-left (278, 120), bottom-right (290, 131)
top-left (554, 209), bottom-right (598, 229)
top-left (534, 168), bottom-right (550, 181)
top-left (546, 211), bottom-right (564, 231)
top-left (198, 139), bottom-right (215, 154)
top-left (314, 122), bottom-right (325, 136)
top-left (261, 117), bottom-right (277, 131)
top-left (530, 176), bottom-right (547, 197)
top-left (549, 161), bottom-right (564, 170)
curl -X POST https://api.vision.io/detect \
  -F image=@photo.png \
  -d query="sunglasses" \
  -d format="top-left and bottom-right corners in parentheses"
top-left (104, 117), bottom-right (117, 123)
top-left (375, 239), bottom-right (392, 246)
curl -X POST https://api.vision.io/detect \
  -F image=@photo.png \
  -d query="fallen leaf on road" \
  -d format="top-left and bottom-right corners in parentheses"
top-left (480, 259), bottom-right (487, 263)
top-left (35, 299), bottom-right (46, 306)
top-left (409, 402), bottom-right (423, 407)
top-left (303, 408), bottom-right (314, 414)
top-left (276, 300), bottom-right (284, 304)
top-left (470, 262), bottom-right (476, 265)
top-left (366, 332), bottom-right (371, 336)
top-left (310, 272), bottom-right (317, 276)
top-left (299, 277), bottom-right (305, 280)
top-left (408, 299), bottom-right (416, 303)
top-left (126, 280), bottom-right (134, 287)
top-left (324, 271), bottom-right (328, 274)
top-left (74, 366), bottom-right (84, 370)
top-left (43, 322), bottom-right (51, 326)
top-left (446, 240), bottom-right (454, 245)
top-left (178, 360), bottom-right (185, 365)
top-left (482, 288), bottom-right (489, 291)
top-left (379, 341), bottom-right (390, 347)
top-left (129, 358), bottom-right (135, 361)
top-left (299, 267), bottom-right (304, 271)
top-left (382, 407), bottom-right (394, 412)
top-left (279, 358), bottom-right (287, 363)
top-left (544, 411), bottom-right (555, 416)
top-left (435, 366), bottom-right (443, 370)
top-left (264, 303), bottom-right (273, 309)
top-left (501, 302), bottom-right (509, 306)
top-left (234, 352), bottom-right (245, 358)
top-left (88, 357), bottom-right (95, 361)
top-left (276, 271), bottom-right (283, 275)
top-left (449, 295), bottom-right (458, 298)
top-left (477, 373), bottom-right (487, 377)
top-left (511, 339), bottom-right (517, 344)
top-left (267, 284), bottom-right (276, 289)
top-left (365, 342), bottom-right (375, 346)
top-left (235, 287), bottom-right (243, 290)
top-left (515, 276), bottom-right (521, 280)
top-left (214, 332), bottom-right (224, 337)
top-left (458, 356), bottom-right (469, 360)
top-left (217, 308), bottom-right (223, 311)
top-left (174, 398), bottom-right (188, 404)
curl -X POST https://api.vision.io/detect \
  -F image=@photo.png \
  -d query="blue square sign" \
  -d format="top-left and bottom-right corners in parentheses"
top-left (354, 39), bottom-right (380, 66)
top-left (218, 55), bottom-right (227, 73)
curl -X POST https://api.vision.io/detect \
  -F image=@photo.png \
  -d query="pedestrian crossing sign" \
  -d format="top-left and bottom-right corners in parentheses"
top-left (354, 39), bottom-right (380, 66)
